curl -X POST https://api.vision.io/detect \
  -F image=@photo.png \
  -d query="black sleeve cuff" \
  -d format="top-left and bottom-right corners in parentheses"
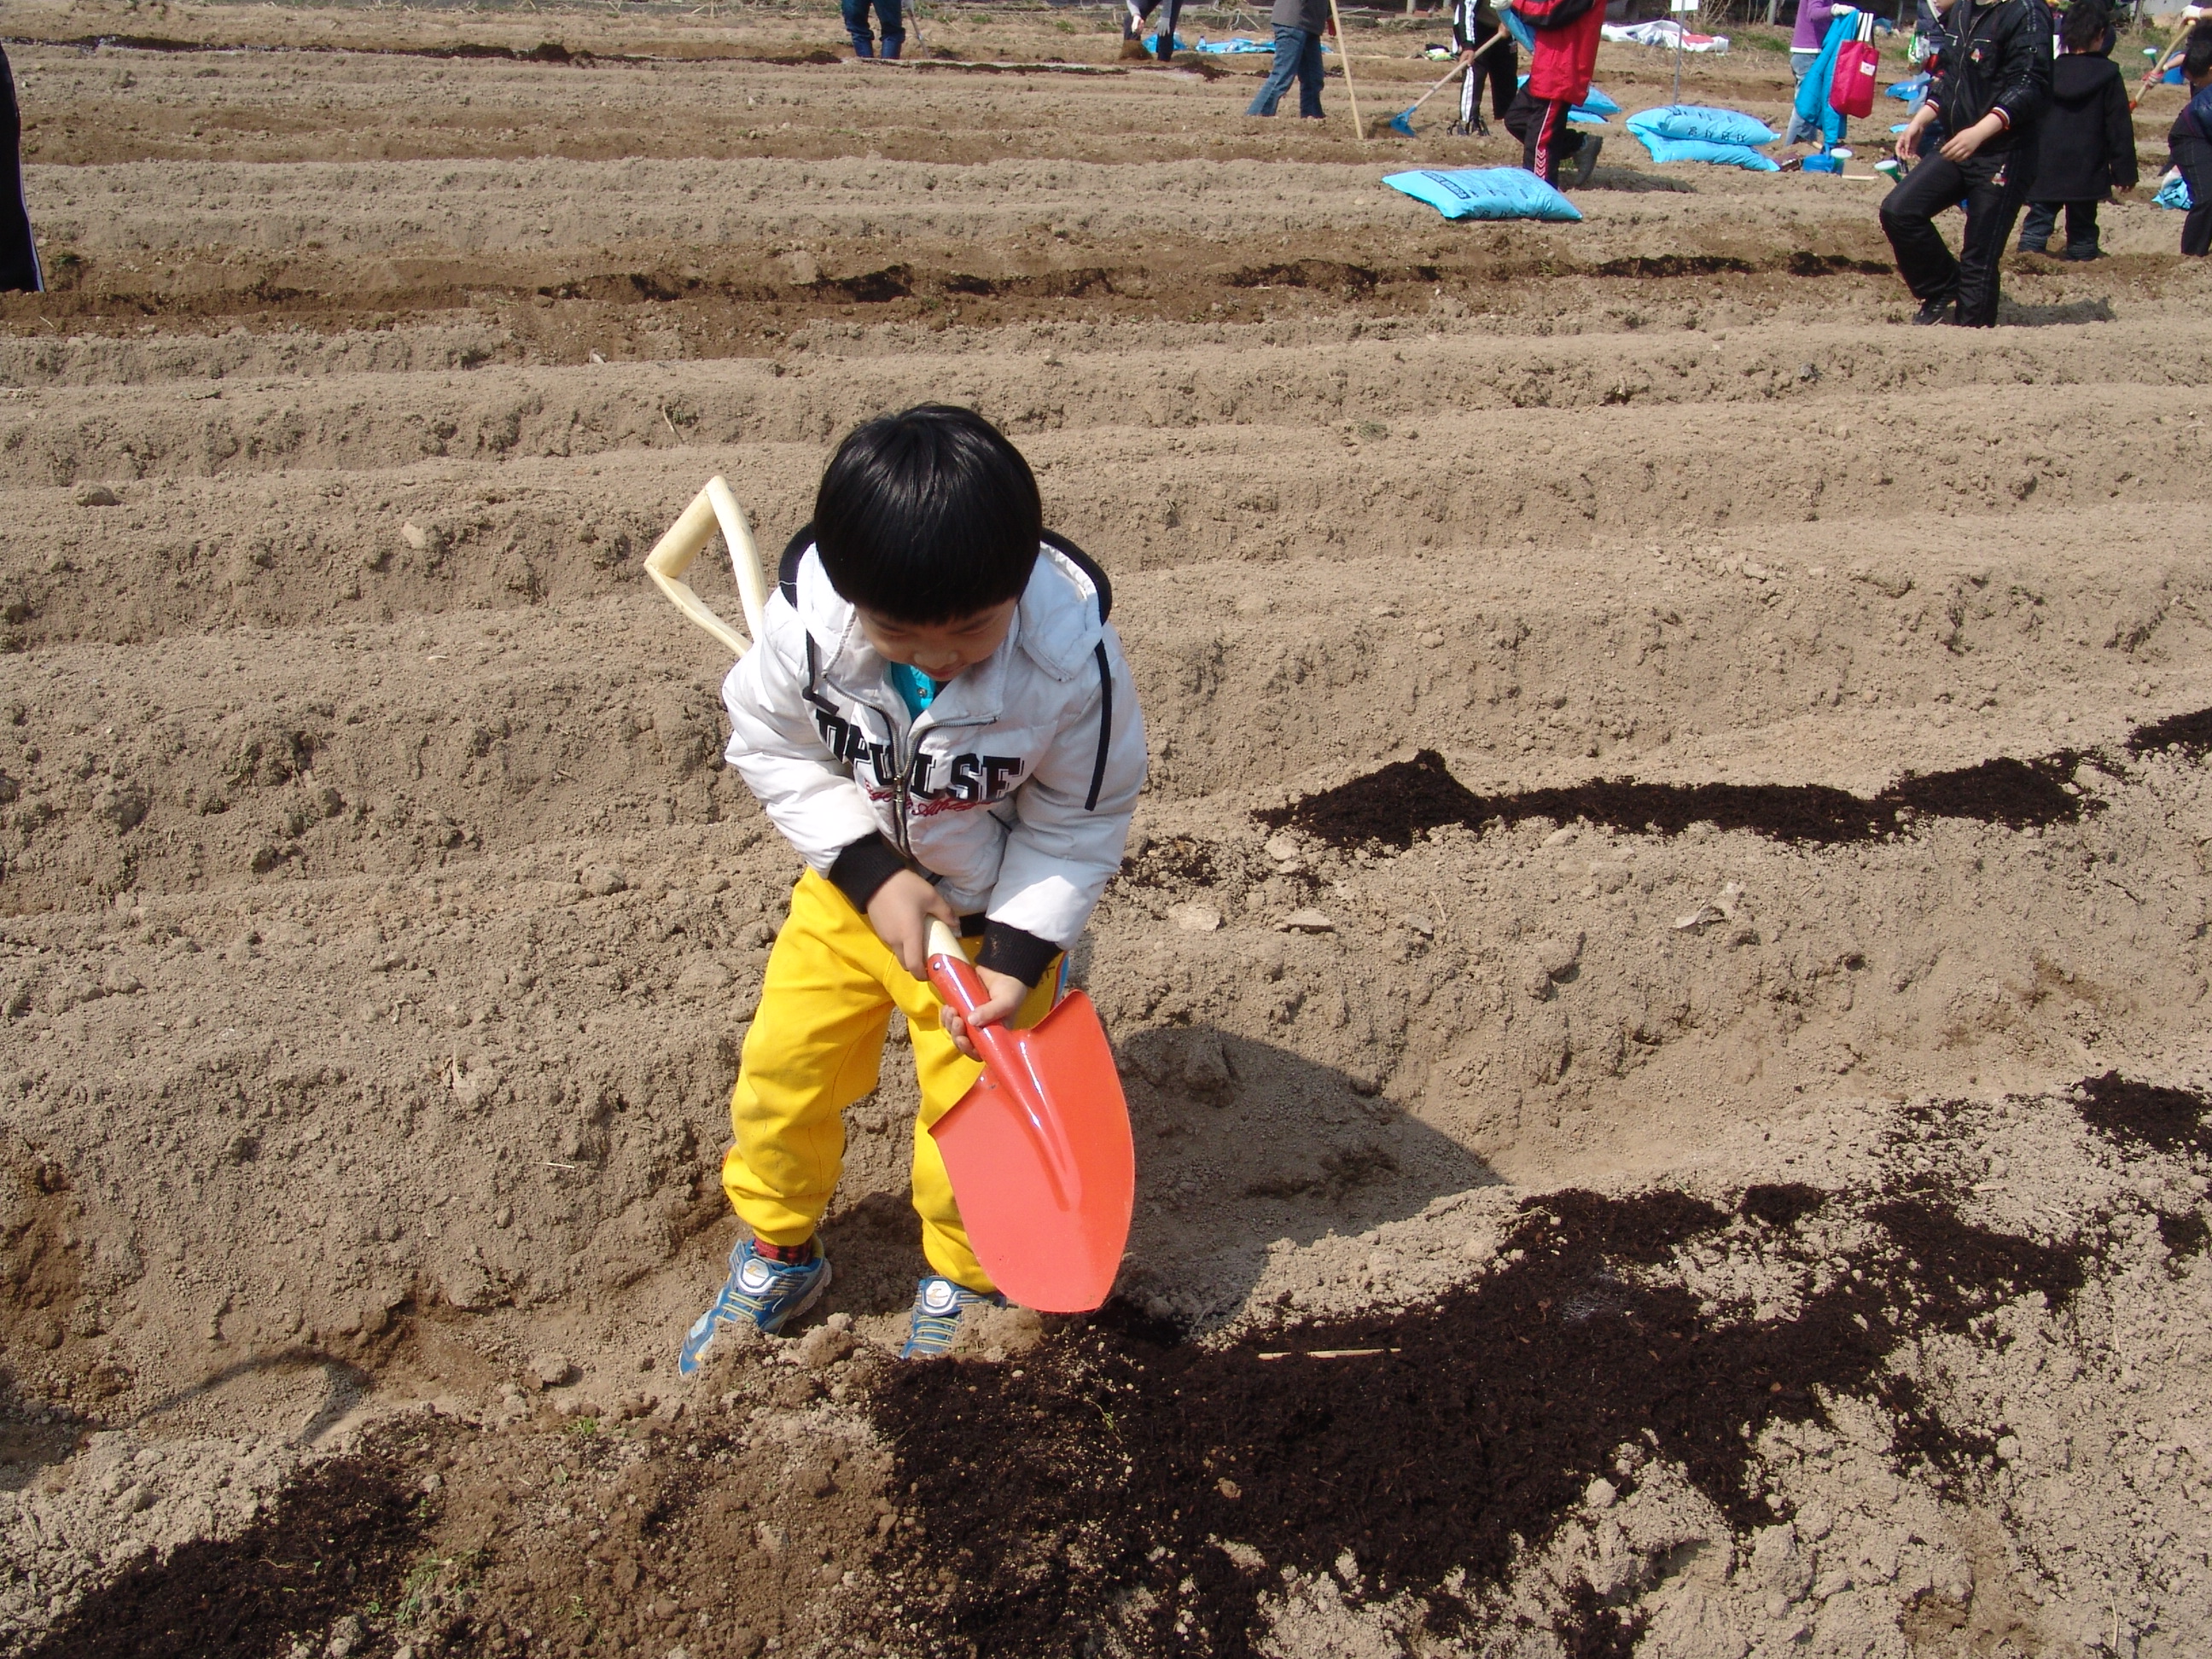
top-left (827, 835), bottom-right (910, 914)
top-left (975, 921), bottom-right (1061, 988)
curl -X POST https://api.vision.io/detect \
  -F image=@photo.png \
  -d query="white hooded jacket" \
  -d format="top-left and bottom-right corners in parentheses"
top-left (720, 531), bottom-right (1147, 983)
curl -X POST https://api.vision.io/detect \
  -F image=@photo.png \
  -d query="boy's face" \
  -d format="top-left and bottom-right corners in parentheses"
top-left (855, 598), bottom-right (1019, 683)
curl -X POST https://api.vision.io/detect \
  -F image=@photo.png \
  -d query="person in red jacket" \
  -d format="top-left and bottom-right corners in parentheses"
top-left (1504, 0), bottom-right (1605, 187)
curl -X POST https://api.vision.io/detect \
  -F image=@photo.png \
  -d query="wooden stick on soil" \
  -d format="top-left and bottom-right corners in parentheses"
top-left (1327, 0), bottom-right (1366, 141)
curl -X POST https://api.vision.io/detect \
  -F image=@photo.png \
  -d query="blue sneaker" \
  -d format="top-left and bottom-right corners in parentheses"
top-left (899, 1276), bottom-right (1006, 1359)
top-left (677, 1239), bottom-right (831, 1377)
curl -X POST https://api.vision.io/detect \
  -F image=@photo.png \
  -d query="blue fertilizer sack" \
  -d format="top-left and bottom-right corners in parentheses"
top-left (1516, 74), bottom-right (1621, 123)
top-left (1629, 129), bottom-right (1781, 170)
top-left (1143, 31), bottom-right (1187, 52)
top-left (2155, 172), bottom-right (2194, 211)
top-left (1384, 167), bottom-right (1584, 222)
top-left (1196, 35), bottom-right (1273, 52)
top-left (1887, 73), bottom-right (1930, 101)
top-left (1626, 103), bottom-right (1778, 146)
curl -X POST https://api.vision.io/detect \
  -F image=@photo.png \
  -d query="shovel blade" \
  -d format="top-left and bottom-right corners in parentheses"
top-left (929, 990), bottom-right (1134, 1313)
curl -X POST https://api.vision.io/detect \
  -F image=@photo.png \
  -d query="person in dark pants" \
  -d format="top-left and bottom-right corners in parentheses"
top-left (1123, 0), bottom-right (1185, 62)
top-left (0, 44), bottom-right (41, 294)
top-left (2017, 0), bottom-right (2136, 257)
top-left (1246, 0), bottom-right (1329, 119)
top-left (2170, 23), bottom-right (2212, 256)
top-left (1502, 0), bottom-right (1605, 188)
top-left (841, 0), bottom-right (904, 60)
top-left (1882, 0), bottom-right (2054, 327)
top-left (1452, 0), bottom-right (1518, 137)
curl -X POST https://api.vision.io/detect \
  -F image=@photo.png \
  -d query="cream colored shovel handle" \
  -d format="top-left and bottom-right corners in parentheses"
top-left (643, 475), bottom-right (768, 659)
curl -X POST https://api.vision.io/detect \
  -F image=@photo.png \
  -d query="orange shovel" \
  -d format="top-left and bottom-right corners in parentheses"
top-left (923, 917), bottom-right (1134, 1313)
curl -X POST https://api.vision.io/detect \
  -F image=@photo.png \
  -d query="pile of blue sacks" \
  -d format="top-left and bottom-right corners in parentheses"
top-left (1624, 103), bottom-right (1780, 171)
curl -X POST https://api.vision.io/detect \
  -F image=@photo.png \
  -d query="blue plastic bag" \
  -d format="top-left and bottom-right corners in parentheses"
top-left (1626, 103), bottom-right (1778, 146)
top-left (1886, 73), bottom-right (1929, 101)
top-left (1383, 167), bottom-right (1584, 222)
top-left (1629, 129), bottom-right (1782, 170)
top-left (2155, 172), bottom-right (2195, 211)
top-left (1143, 31), bottom-right (1186, 52)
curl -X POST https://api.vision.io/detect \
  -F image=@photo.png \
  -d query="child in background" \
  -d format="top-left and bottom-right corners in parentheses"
top-left (2171, 21), bottom-right (2212, 255)
top-left (2017, 0), bottom-right (2136, 258)
top-left (1451, 0), bottom-right (1519, 137)
top-left (1787, 0), bottom-right (1841, 147)
top-left (678, 406), bottom-right (1146, 1367)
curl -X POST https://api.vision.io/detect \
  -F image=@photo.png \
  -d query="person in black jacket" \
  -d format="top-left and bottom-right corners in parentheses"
top-left (0, 45), bottom-right (40, 294)
top-left (2017, 0), bottom-right (2137, 257)
top-left (2173, 23), bottom-right (2212, 257)
top-left (1883, 0), bottom-right (2055, 327)
top-left (1451, 0), bottom-right (1518, 137)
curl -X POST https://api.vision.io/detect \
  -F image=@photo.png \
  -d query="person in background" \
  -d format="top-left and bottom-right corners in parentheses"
top-left (842, 0), bottom-right (903, 60)
top-left (2171, 20), bottom-right (2212, 255)
top-left (1452, 0), bottom-right (1519, 137)
top-left (1881, 0), bottom-right (2054, 326)
top-left (1123, 0), bottom-right (1184, 63)
top-left (1788, 0), bottom-right (1840, 145)
top-left (1246, 0), bottom-right (1330, 119)
top-left (0, 44), bottom-right (40, 294)
top-left (1504, 0), bottom-right (1606, 187)
top-left (2017, 0), bottom-right (2136, 257)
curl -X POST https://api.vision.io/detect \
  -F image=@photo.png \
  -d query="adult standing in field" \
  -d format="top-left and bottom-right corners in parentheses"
top-left (1123, 0), bottom-right (1185, 63)
top-left (1880, 0), bottom-right (2054, 326)
top-left (0, 45), bottom-right (40, 293)
top-left (1245, 0), bottom-right (1330, 120)
top-left (1786, 0), bottom-right (1840, 145)
top-left (1503, 0), bottom-right (1606, 188)
top-left (842, 0), bottom-right (904, 61)
top-left (2170, 22), bottom-right (2212, 256)
top-left (1452, 0), bottom-right (1519, 137)
top-left (2015, 0), bottom-right (2135, 258)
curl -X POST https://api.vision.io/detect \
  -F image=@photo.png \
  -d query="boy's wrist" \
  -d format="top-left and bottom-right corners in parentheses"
top-left (975, 920), bottom-right (1060, 988)
top-left (829, 835), bottom-right (911, 912)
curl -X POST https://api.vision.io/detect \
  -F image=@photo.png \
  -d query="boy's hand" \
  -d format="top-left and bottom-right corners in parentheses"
top-left (867, 869), bottom-right (961, 981)
top-left (942, 967), bottom-right (1029, 1062)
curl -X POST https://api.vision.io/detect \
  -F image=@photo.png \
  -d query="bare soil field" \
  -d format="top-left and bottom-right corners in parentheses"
top-left (3, 3), bottom-right (2211, 1656)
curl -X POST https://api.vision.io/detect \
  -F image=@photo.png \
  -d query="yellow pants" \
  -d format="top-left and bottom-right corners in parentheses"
top-left (719, 869), bottom-right (1058, 1295)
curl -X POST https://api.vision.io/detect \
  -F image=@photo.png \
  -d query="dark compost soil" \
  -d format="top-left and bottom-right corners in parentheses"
top-left (861, 1178), bottom-right (2091, 1659)
top-left (2070, 1070), bottom-right (2212, 1158)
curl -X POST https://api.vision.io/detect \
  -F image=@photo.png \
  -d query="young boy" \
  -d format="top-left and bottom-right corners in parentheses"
top-left (1882, 0), bottom-right (2053, 327)
top-left (2015, 0), bottom-right (2136, 258)
top-left (1502, 0), bottom-right (1605, 189)
top-left (1451, 0), bottom-right (1518, 138)
top-left (678, 406), bottom-right (1146, 1367)
top-left (2171, 22), bottom-right (2212, 257)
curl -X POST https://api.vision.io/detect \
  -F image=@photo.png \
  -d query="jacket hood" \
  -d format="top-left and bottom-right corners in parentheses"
top-left (790, 539), bottom-right (1110, 695)
top-left (2050, 54), bottom-right (2118, 105)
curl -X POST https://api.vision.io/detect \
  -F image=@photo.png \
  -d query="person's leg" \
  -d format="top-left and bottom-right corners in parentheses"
top-left (2063, 198), bottom-right (2098, 256)
top-left (1525, 94), bottom-right (1577, 185)
top-left (1953, 156), bottom-right (2029, 325)
top-left (1153, 0), bottom-right (1181, 60)
top-left (876, 0), bottom-right (905, 61)
top-left (901, 943), bottom-right (1062, 1294)
top-left (2176, 135), bottom-right (2212, 256)
top-left (0, 46), bottom-right (34, 294)
top-left (1879, 154), bottom-right (1970, 306)
top-left (1247, 26), bottom-right (1304, 115)
top-left (841, 0), bottom-right (876, 56)
top-left (719, 871), bottom-right (899, 1249)
top-left (1784, 48), bottom-right (1819, 146)
top-left (2017, 201), bottom-right (2057, 253)
top-left (1487, 37), bottom-right (1517, 120)
top-left (1458, 50), bottom-right (1479, 131)
top-left (1295, 28), bottom-right (1326, 118)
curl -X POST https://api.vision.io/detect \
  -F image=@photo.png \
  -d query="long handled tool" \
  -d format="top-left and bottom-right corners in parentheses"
top-left (2132, 21), bottom-right (2199, 112)
top-left (643, 483), bottom-right (1137, 1313)
top-left (1387, 26), bottom-right (1512, 138)
top-left (1326, 0), bottom-right (1366, 140)
top-left (924, 918), bottom-right (1134, 1313)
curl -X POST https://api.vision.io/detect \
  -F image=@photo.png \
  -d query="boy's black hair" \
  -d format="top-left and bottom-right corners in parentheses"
top-left (2061, 0), bottom-right (2104, 54)
top-left (2188, 19), bottom-right (2212, 82)
top-left (812, 405), bottom-right (1043, 624)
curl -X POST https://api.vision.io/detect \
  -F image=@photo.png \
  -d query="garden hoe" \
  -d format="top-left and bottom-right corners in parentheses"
top-left (644, 481), bottom-right (1136, 1313)
top-left (1387, 26), bottom-right (1510, 140)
